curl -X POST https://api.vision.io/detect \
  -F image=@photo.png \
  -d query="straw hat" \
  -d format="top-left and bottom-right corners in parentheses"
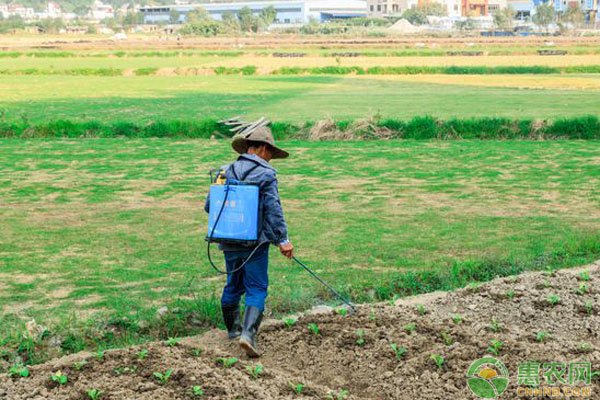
top-left (231, 125), bottom-right (289, 159)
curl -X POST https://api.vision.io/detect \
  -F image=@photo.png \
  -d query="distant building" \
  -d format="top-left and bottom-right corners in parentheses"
top-left (462, 0), bottom-right (489, 16)
top-left (47, 1), bottom-right (61, 17)
top-left (367, 0), bottom-right (417, 17)
top-left (88, 0), bottom-right (115, 21)
top-left (4, 3), bottom-right (35, 19)
top-left (139, 0), bottom-right (367, 25)
top-left (487, 0), bottom-right (507, 14)
top-left (508, 0), bottom-right (531, 18)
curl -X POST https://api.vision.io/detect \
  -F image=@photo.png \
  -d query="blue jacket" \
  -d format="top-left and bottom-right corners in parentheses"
top-left (205, 153), bottom-right (289, 250)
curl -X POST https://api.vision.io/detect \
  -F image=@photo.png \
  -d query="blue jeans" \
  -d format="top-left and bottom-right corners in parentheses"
top-left (221, 244), bottom-right (269, 311)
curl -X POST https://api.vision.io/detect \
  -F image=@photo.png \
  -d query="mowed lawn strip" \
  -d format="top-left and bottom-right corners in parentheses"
top-left (0, 139), bottom-right (599, 341)
top-left (1, 75), bottom-right (600, 123)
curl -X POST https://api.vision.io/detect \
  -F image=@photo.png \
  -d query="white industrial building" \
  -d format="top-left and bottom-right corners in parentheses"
top-left (140, 0), bottom-right (368, 25)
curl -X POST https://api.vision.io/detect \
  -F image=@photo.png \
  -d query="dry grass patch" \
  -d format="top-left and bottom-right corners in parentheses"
top-left (207, 54), bottom-right (600, 71)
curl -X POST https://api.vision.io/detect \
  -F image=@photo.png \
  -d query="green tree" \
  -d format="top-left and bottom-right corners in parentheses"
top-left (0, 15), bottom-right (25, 34)
top-left (169, 9), bottom-right (181, 24)
top-left (559, 5), bottom-right (584, 30)
top-left (36, 17), bottom-right (65, 33)
top-left (179, 19), bottom-right (223, 36)
top-left (122, 11), bottom-right (142, 28)
top-left (533, 3), bottom-right (555, 32)
top-left (456, 18), bottom-right (476, 31)
top-left (238, 6), bottom-right (260, 32)
top-left (259, 5), bottom-right (277, 26)
top-left (420, 1), bottom-right (447, 16)
top-left (493, 6), bottom-right (516, 30)
top-left (401, 7), bottom-right (427, 25)
top-left (221, 11), bottom-right (241, 33)
top-left (401, 2), bottom-right (446, 25)
top-left (186, 8), bottom-right (210, 23)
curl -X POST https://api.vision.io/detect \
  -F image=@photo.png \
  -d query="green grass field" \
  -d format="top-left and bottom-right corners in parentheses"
top-left (1, 139), bottom-right (599, 360)
top-left (2, 43), bottom-right (600, 363)
top-left (2, 75), bottom-right (600, 123)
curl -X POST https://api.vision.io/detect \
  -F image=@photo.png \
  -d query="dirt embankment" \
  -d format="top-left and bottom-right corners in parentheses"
top-left (1, 262), bottom-right (599, 400)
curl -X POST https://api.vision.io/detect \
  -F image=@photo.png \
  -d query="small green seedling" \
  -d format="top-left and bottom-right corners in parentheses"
top-left (191, 347), bottom-right (203, 356)
top-left (441, 331), bottom-right (454, 346)
top-left (490, 317), bottom-right (503, 332)
top-left (488, 340), bottom-right (503, 355)
top-left (138, 349), bottom-right (149, 359)
top-left (284, 318), bottom-right (297, 329)
top-left (579, 271), bottom-right (591, 281)
top-left (369, 309), bottom-right (376, 323)
top-left (430, 354), bottom-right (445, 369)
top-left (165, 337), bottom-right (179, 347)
top-left (308, 323), bottom-right (320, 337)
top-left (95, 350), bottom-right (105, 359)
top-left (544, 266), bottom-right (557, 277)
top-left (246, 364), bottom-right (263, 379)
top-left (50, 371), bottom-right (68, 385)
top-left (390, 343), bottom-right (407, 359)
top-left (387, 295), bottom-right (400, 306)
top-left (72, 360), bottom-right (88, 370)
top-left (113, 365), bottom-right (137, 376)
top-left (468, 282), bottom-right (480, 292)
top-left (542, 279), bottom-right (552, 288)
top-left (87, 389), bottom-right (103, 400)
top-left (547, 294), bottom-right (561, 306)
top-left (336, 308), bottom-right (348, 317)
top-left (578, 343), bottom-right (593, 353)
top-left (8, 365), bottom-right (29, 378)
top-left (328, 389), bottom-right (349, 400)
top-left (290, 382), bottom-right (305, 394)
top-left (585, 300), bottom-right (594, 315)
top-left (215, 357), bottom-right (238, 368)
top-left (404, 323), bottom-right (417, 333)
top-left (507, 290), bottom-right (515, 299)
top-left (452, 314), bottom-right (463, 324)
top-left (575, 283), bottom-right (588, 295)
top-left (536, 331), bottom-right (550, 342)
top-left (355, 329), bottom-right (365, 346)
top-left (191, 385), bottom-right (204, 396)
top-left (415, 304), bottom-right (426, 315)
top-left (153, 369), bottom-right (173, 384)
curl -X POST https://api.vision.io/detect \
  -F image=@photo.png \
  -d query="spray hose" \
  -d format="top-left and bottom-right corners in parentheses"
top-left (207, 179), bottom-right (356, 310)
top-left (292, 257), bottom-right (356, 312)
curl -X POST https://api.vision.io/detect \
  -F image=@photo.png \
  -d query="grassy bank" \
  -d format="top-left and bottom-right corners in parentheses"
top-left (2, 64), bottom-right (600, 76)
top-left (2, 116), bottom-right (600, 139)
top-left (0, 139), bottom-right (599, 366)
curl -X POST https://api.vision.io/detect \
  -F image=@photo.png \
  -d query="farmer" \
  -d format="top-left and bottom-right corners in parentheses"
top-left (204, 123), bottom-right (294, 357)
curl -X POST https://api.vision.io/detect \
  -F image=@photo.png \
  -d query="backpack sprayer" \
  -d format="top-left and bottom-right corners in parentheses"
top-left (206, 167), bottom-right (268, 275)
top-left (206, 167), bottom-right (356, 311)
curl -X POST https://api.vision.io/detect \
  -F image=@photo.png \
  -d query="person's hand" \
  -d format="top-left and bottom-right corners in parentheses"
top-left (279, 241), bottom-right (294, 259)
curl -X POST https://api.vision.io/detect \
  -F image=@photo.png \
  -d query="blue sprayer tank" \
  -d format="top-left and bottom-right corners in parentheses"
top-left (207, 182), bottom-right (259, 244)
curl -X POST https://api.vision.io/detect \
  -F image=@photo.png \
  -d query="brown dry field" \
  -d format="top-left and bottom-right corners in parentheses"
top-left (208, 54), bottom-right (600, 69)
top-left (2, 261), bottom-right (598, 400)
top-left (1, 33), bottom-right (600, 51)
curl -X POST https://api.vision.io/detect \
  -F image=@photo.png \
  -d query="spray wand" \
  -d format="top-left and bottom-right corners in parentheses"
top-left (291, 257), bottom-right (356, 312)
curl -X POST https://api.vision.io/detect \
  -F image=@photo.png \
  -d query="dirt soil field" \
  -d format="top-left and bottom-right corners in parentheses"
top-left (2, 261), bottom-right (598, 400)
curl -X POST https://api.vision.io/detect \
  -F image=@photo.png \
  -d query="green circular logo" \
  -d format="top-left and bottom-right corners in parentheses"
top-left (466, 357), bottom-right (510, 399)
